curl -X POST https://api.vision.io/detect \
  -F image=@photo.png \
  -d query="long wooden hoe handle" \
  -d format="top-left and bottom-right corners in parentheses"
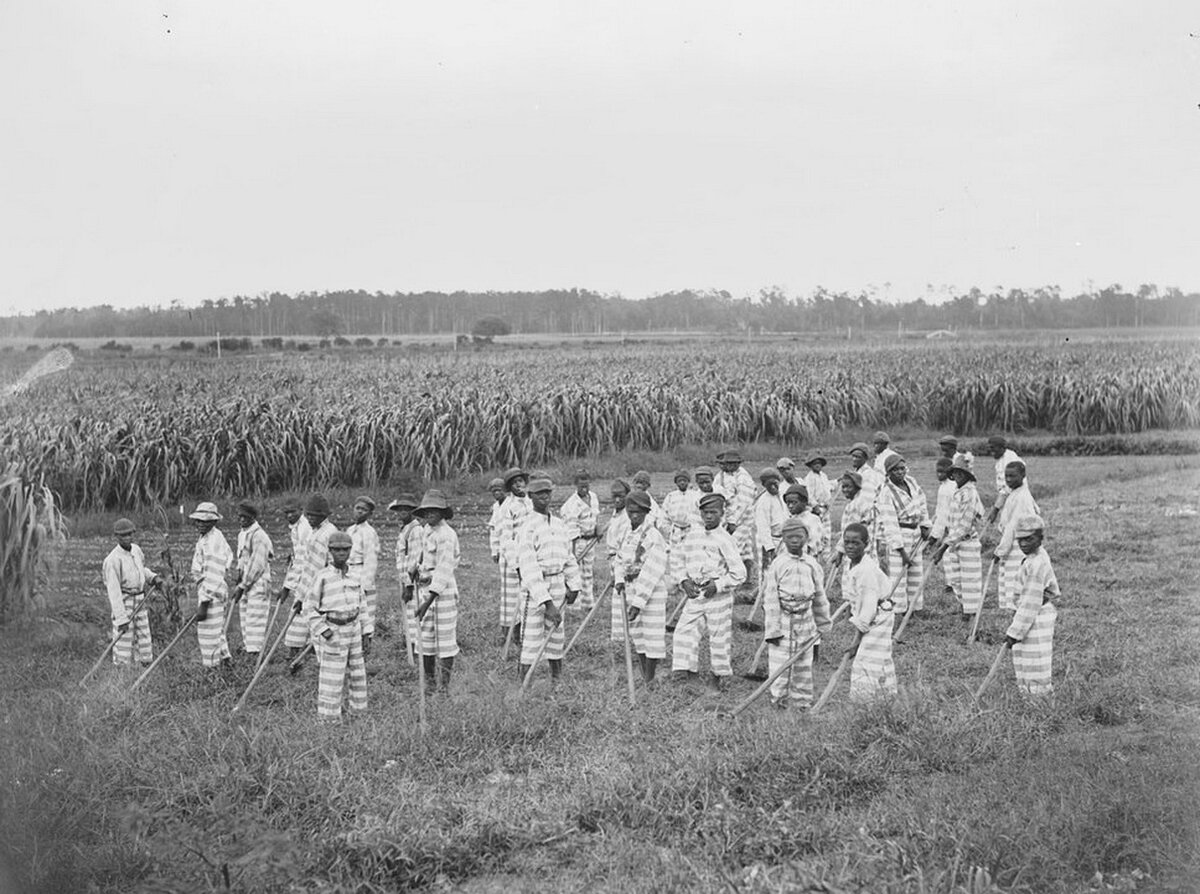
top-left (968, 559), bottom-right (999, 644)
top-left (231, 599), bottom-right (295, 714)
top-left (619, 587), bottom-right (637, 707)
top-left (130, 613), bottom-right (199, 691)
top-left (79, 592), bottom-right (151, 686)
top-left (729, 634), bottom-right (819, 719)
top-left (811, 646), bottom-right (855, 715)
top-left (564, 581), bottom-right (612, 657)
top-left (522, 611), bottom-right (561, 690)
top-left (893, 553), bottom-right (934, 641)
top-left (973, 642), bottom-right (1009, 700)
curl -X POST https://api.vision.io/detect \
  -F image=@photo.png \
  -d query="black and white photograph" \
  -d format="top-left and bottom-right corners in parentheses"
top-left (1, 2), bottom-right (1197, 892)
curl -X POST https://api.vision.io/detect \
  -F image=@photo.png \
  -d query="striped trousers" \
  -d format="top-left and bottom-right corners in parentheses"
top-left (950, 540), bottom-right (982, 616)
top-left (1012, 602), bottom-right (1056, 696)
top-left (769, 612), bottom-right (817, 706)
top-left (670, 593), bottom-right (733, 676)
top-left (732, 524), bottom-right (755, 562)
top-left (520, 577), bottom-right (567, 664)
top-left (850, 616), bottom-right (896, 701)
top-left (284, 599), bottom-right (310, 648)
top-left (887, 530), bottom-right (926, 612)
top-left (573, 542), bottom-right (596, 610)
top-left (611, 587), bottom-right (668, 659)
top-left (498, 555), bottom-right (522, 627)
top-left (317, 622), bottom-right (367, 719)
top-left (112, 593), bottom-right (153, 665)
top-left (239, 582), bottom-right (271, 653)
top-left (360, 588), bottom-right (377, 636)
top-left (401, 596), bottom-right (418, 652)
top-left (197, 597), bottom-right (231, 667)
top-left (997, 551), bottom-right (1023, 611)
top-left (416, 589), bottom-right (459, 658)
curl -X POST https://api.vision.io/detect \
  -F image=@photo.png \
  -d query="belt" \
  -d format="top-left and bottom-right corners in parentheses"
top-left (321, 610), bottom-right (359, 626)
top-left (539, 567), bottom-right (565, 577)
top-left (121, 588), bottom-right (145, 596)
top-left (899, 522), bottom-right (919, 529)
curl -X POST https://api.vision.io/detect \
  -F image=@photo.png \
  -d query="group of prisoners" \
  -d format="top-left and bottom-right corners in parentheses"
top-left (98, 430), bottom-right (1060, 720)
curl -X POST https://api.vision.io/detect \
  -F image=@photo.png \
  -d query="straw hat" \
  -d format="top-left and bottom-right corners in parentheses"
top-left (188, 502), bottom-right (222, 521)
top-left (415, 489), bottom-right (454, 520)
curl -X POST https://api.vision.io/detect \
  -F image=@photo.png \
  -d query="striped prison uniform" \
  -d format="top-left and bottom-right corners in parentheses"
top-left (954, 450), bottom-right (975, 472)
top-left (102, 543), bottom-right (157, 665)
top-left (661, 488), bottom-right (701, 585)
top-left (857, 465), bottom-right (886, 505)
top-left (605, 507), bottom-right (631, 564)
top-left (1006, 546), bottom-right (1059, 695)
top-left (283, 515), bottom-right (312, 595)
top-left (487, 498), bottom-right (503, 566)
top-left (715, 466), bottom-right (758, 562)
top-left (347, 520), bottom-right (380, 635)
top-left (394, 518), bottom-right (424, 648)
top-left (611, 519), bottom-right (670, 659)
top-left (791, 509), bottom-right (826, 560)
top-left (942, 482), bottom-right (984, 615)
top-left (754, 490), bottom-right (788, 558)
top-left (671, 525), bottom-right (746, 676)
top-left (560, 490), bottom-right (601, 610)
top-left (763, 551), bottom-right (830, 707)
top-left (286, 520), bottom-right (336, 648)
top-left (931, 479), bottom-right (955, 545)
top-left (872, 447), bottom-right (899, 475)
top-left (836, 489), bottom-right (881, 560)
top-left (994, 483), bottom-right (1040, 611)
top-left (191, 527), bottom-right (233, 666)
top-left (991, 448), bottom-right (1024, 514)
top-left (306, 564), bottom-right (366, 720)
top-left (803, 470), bottom-right (836, 556)
top-left (877, 476), bottom-right (931, 613)
top-left (235, 522), bottom-right (273, 653)
top-left (497, 494), bottom-right (531, 628)
top-left (414, 521), bottom-right (461, 658)
top-left (517, 511), bottom-right (582, 665)
top-left (844, 555), bottom-right (896, 701)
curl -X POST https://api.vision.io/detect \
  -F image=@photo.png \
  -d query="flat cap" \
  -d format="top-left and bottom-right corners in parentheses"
top-left (626, 491), bottom-right (652, 512)
top-left (776, 456), bottom-right (795, 470)
top-left (503, 467), bottom-right (528, 487)
top-left (938, 434), bottom-right (958, 446)
top-left (632, 470), bottom-right (652, 486)
top-left (935, 457), bottom-right (954, 471)
top-left (488, 477), bottom-right (505, 490)
top-left (717, 449), bottom-right (742, 463)
top-left (883, 454), bottom-right (905, 473)
top-left (113, 517), bottom-right (136, 535)
top-left (804, 452), bottom-right (827, 467)
top-left (673, 468), bottom-right (692, 482)
top-left (236, 501), bottom-right (259, 518)
top-left (304, 494), bottom-right (332, 516)
top-left (698, 492), bottom-right (726, 511)
top-left (873, 431), bottom-right (891, 443)
top-left (354, 495), bottom-right (376, 511)
top-left (327, 531), bottom-right (353, 549)
top-left (849, 442), bottom-right (871, 456)
top-left (415, 489), bottom-right (453, 519)
top-left (526, 477), bottom-right (554, 494)
top-left (785, 483), bottom-right (809, 501)
top-left (987, 434), bottom-right (1007, 449)
top-left (758, 467), bottom-right (781, 482)
top-left (781, 516), bottom-right (809, 536)
top-left (1014, 514), bottom-right (1045, 537)
top-left (840, 470), bottom-right (862, 488)
top-left (610, 478), bottom-right (631, 494)
top-left (189, 501), bottom-right (222, 521)
top-left (694, 465), bottom-right (716, 478)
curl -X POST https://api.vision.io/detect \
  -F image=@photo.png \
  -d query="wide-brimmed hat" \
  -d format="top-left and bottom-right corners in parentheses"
top-left (388, 492), bottom-right (419, 511)
top-left (113, 517), bottom-right (136, 535)
top-left (503, 467), bottom-right (527, 488)
top-left (487, 477), bottom-right (505, 490)
top-left (759, 467), bottom-right (781, 482)
top-left (328, 531), bottom-right (353, 549)
top-left (415, 489), bottom-right (454, 519)
top-left (189, 502), bottom-right (222, 521)
top-left (1014, 514), bottom-right (1044, 537)
top-left (304, 494), bottom-right (331, 516)
top-left (804, 452), bottom-right (827, 468)
top-left (949, 456), bottom-right (976, 481)
top-left (776, 456), bottom-right (795, 470)
top-left (626, 491), bottom-right (652, 512)
top-left (526, 477), bottom-right (554, 495)
top-left (883, 454), bottom-right (905, 473)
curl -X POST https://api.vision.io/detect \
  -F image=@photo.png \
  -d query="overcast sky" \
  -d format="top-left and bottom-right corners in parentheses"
top-left (1, 2), bottom-right (1197, 314)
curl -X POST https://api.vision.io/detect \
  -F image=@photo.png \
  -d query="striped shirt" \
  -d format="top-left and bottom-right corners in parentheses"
top-left (754, 491), bottom-right (789, 553)
top-left (715, 466), bottom-right (757, 529)
top-left (235, 522), bottom-right (273, 591)
top-left (995, 483), bottom-right (1040, 557)
top-left (930, 479), bottom-right (956, 541)
top-left (872, 447), bottom-right (899, 475)
top-left (802, 470), bottom-right (834, 511)
top-left (395, 519), bottom-right (424, 584)
top-left (763, 551), bottom-right (830, 640)
top-left (517, 511), bottom-right (582, 605)
top-left (661, 488), bottom-right (702, 537)
top-left (559, 491), bottom-right (600, 542)
top-left (613, 521), bottom-right (669, 611)
top-left (844, 556), bottom-right (892, 634)
top-left (877, 476), bottom-right (930, 546)
top-left (103, 544), bottom-right (156, 622)
top-left (283, 515), bottom-right (312, 590)
top-left (857, 465), bottom-right (885, 504)
top-left (993, 448), bottom-right (1024, 500)
top-left (497, 494), bottom-right (532, 564)
top-left (297, 520), bottom-right (337, 602)
top-left (1006, 547), bottom-right (1059, 641)
top-left (605, 508), bottom-right (631, 560)
top-left (417, 522), bottom-right (460, 596)
top-left (681, 525), bottom-right (746, 592)
top-left (790, 509), bottom-right (825, 556)
top-left (191, 527), bottom-right (233, 601)
top-left (306, 564), bottom-right (363, 636)
top-left (487, 500), bottom-right (504, 560)
top-left (347, 520), bottom-right (380, 590)
top-left (838, 490), bottom-right (880, 552)
top-left (943, 482), bottom-right (985, 547)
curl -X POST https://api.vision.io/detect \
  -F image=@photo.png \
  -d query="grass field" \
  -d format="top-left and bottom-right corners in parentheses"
top-left (2, 451), bottom-right (1198, 893)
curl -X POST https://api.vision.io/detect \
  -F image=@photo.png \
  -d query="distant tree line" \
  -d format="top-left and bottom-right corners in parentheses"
top-left (1, 284), bottom-right (1197, 340)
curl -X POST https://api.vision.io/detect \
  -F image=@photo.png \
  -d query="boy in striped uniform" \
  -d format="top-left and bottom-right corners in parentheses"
top-left (993, 461), bottom-right (1040, 611)
top-left (517, 477), bottom-right (581, 683)
top-left (560, 470), bottom-right (601, 611)
top-left (388, 493), bottom-right (422, 658)
top-left (346, 496), bottom-right (380, 653)
top-left (985, 435), bottom-right (1025, 524)
top-left (776, 456), bottom-right (799, 487)
top-left (848, 443), bottom-right (885, 504)
top-left (753, 467), bottom-right (788, 565)
top-left (189, 502), bottom-right (234, 668)
top-left (871, 431), bottom-right (899, 475)
top-left (842, 522), bottom-right (896, 701)
top-left (307, 531), bottom-right (366, 722)
top-left (801, 452), bottom-right (835, 549)
top-left (1004, 514), bottom-right (1059, 696)
top-left (661, 469), bottom-right (700, 589)
top-left (782, 484), bottom-right (825, 558)
top-left (763, 517), bottom-right (831, 709)
top-left (497, 467), bottom-right (531, 646)
top-left (671, 493), bottom-right (746, 689)
top-left (715, 450), bottom-right (757, 585)
top-left (486, 477), bottom-right (505, 573)
top-left (876, 455), bottom-right (931, 613)
top-left (279, 499), bottom-right (311, 606)
top-left (929, 458), bottom-right (956, 593)
top-left (938, 434), bottom-right (973, 472)
top-left (233, 501), bottom-right (273, 657)
top-left (613, 490), bottom-right (670, 684)
top-left (932, 457), bottom-right (985, 619)
top-left (604, 478), bottom-right (632, 564)
top-left (413, 491), bottom-right (461, 692)
top-left (833, 471), bottom-right (879, 562)
top-left (102, 518), bottom-right (161, 666)
top-left (287, 494), bottom-right (337, 659)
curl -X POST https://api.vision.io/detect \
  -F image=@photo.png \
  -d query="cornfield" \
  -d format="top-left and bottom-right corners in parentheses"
top-left (1, 339), bottom-right (1197, 513)
top-left (0, 462), bottom-right (66, 621)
